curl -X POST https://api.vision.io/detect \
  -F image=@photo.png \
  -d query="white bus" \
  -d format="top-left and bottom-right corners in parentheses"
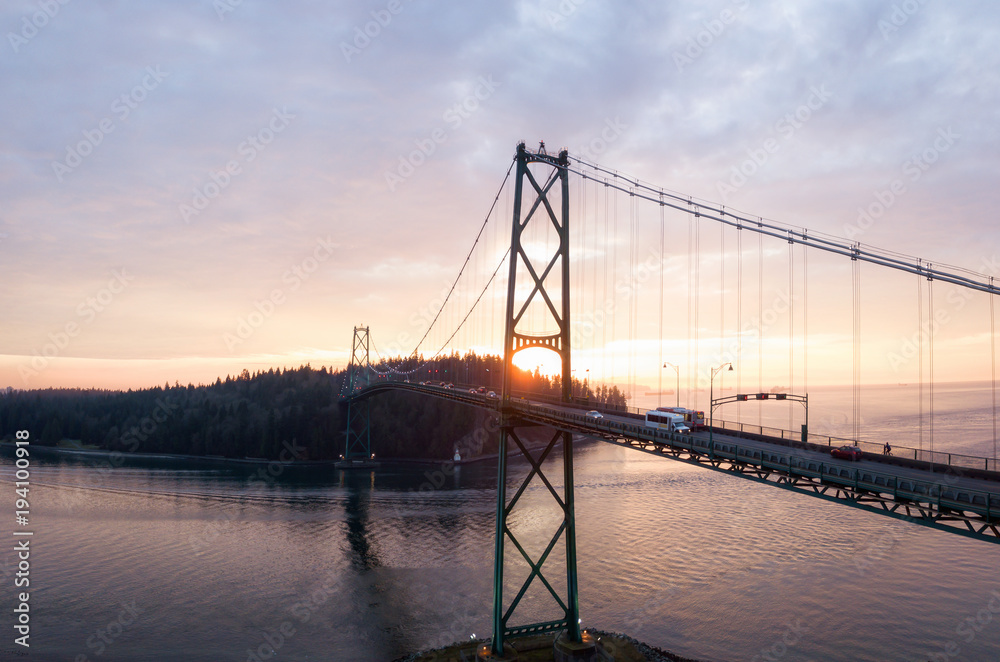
top-left (644, 410), bottom-right (691, 434)
top-left (656, 406), bottom-right (706, 430)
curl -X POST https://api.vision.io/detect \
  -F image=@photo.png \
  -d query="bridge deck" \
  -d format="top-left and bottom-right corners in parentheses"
top-left (345, 383), bottom-right (1000, 542)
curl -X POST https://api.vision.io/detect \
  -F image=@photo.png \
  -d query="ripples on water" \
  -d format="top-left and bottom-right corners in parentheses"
top-left (3, 405), bottom-right (999, 661)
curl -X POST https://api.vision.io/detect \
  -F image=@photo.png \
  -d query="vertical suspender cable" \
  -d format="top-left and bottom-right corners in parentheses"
top-left (658, 196), bottom-right (665, 409)
top-left (918, 266), bottom-right (923, 455)
top-left (852, 254), bottom-right (860, 442)
top-left (789, 238), bottom-right (794, 430)
top-left (758, 226), bottom-right (763, 426)
top-left (604, 184), bottom-right (618, 383)
top-left (688, 216), bottom-right (694, 408)
top-left (857, 260), bottom-right (862, 442)
top-left (471, 218), bottom-right (478, 354)
top-left (628, 190), bottom-right (639, 398)
top-left (626, 188), bottom-right (631, 399)
top-left (583, 175), bottom-right (590, 394)
top-left (694, 214), bottom-right (701, 410)
top-left (474, 238), bottom-right (480, 353)
top-left (481, 211), bottom-right (487, 352)
top-left (496, 180), bottom-right (509, 355)
top-left (720, 223), bottom-right (725, 396)
top-left (591, 177), bottom-right (598, 373)
top-left (927, 278), bottom-right (934, 457)
top-left (804, 242), bottom-right (808, 410)
top-left (476, 210), bottom-right (483, 353)
top-left (737, 224), bottom-right (743, 422)
top-left (991, 278), bottom-right (997, 466)
top-left (852, 256), bottom-right (856, 441)
top-left (602, 181), bottom-right (609, 385)
top-left (578, 173), bottom-right (585, 349)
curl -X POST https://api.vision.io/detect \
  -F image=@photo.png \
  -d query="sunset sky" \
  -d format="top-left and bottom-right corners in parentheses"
top-left (2, 1), bottom-right (999, 392)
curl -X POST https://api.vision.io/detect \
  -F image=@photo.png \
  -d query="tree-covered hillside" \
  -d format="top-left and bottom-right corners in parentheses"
top-left (0, 354), bottom-right (629, 461)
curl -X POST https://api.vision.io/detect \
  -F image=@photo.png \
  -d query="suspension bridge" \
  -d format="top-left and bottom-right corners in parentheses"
top-left (338, 142), bottom-right (1000, 660)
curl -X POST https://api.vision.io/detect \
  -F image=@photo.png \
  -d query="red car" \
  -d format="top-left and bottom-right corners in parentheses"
top-left (831, 445), bottom-right (863, 461)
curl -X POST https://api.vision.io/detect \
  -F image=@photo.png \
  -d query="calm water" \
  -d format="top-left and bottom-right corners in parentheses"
top-left (2, 384), bottom-right (999, 662)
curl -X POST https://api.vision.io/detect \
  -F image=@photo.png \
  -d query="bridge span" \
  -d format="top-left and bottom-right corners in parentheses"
top-left (348, 381), bottom-right (1000, 544)
top-left (339, 143), bottom-right (1000, 658)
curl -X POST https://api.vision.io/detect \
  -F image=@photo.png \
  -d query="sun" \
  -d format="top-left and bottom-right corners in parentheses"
top-left (511, 347), bottom-right (564, 376)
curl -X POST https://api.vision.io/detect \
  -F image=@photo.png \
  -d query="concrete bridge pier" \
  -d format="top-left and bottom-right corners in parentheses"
top-left (553, 630), bottom-right (600, 661)
top-left (473, 630), bottom-right (601, 661)
top-left (475, 641), bottom-right (518, 661)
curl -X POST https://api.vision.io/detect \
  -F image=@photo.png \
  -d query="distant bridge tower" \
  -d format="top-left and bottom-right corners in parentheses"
top-left (342, 325), bottom-right (373, 461)
top-left (484, 142), bottom-right (594, 659)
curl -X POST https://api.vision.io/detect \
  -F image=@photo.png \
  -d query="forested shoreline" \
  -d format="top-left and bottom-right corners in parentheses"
top-left (0, 354), bottom-right (628, 461)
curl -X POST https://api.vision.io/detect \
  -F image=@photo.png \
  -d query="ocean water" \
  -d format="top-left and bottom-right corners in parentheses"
top-left (1, 382), bottom-right (998, 662)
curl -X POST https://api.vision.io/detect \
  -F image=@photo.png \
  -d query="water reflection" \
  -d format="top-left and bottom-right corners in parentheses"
top-left (4, 441), bottom-right (998, 661)
top-left (341, 469), bottom-right (382, 570)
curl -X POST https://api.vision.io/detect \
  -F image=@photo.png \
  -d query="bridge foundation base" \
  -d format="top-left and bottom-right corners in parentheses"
top-left (553, 630), bottom-right (600, 662)
top-left (475, 641), bottom-right (518, 661)
top-left (334, 460), bottom-right (379, 470)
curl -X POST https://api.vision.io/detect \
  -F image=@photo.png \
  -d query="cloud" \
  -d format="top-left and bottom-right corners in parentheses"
top-left (2, 0), bottom-right (999, 388)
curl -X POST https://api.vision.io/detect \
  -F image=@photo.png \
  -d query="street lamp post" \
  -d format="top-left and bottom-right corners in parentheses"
top-left (710, 362), bottom-right (734, 454)
top-left (663, 362), bottom-right (680, 408)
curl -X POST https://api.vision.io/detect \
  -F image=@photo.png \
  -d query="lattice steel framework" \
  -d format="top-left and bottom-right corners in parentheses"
top-left (344, 326), bottom-right (372, 459)
top-left (490, 142), bottom-right (581, 655)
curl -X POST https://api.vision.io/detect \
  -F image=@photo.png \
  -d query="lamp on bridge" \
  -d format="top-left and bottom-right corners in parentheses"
top-left (663, 362), bottom-right (680, 408)
top-left (710, 363), bottom-right (733, 454)
top-left (571, 368), bottom-right (589, 400)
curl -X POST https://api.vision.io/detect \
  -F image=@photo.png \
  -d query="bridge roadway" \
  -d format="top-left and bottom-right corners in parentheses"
top-left (348, 381), bottom-right (1000, 543)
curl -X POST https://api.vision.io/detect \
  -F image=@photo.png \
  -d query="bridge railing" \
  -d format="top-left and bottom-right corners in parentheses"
top-left (353, 381), bottom-right (999, 473)
top-left (544, 397), bottom-right (999, 474)
top-left (714, 419), bottom-right (999, 473)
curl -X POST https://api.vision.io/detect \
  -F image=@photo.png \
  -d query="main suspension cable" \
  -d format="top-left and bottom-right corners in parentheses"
top-left (410, 161), bottom-right (514, 357)
top-left (570, 157), bottom-right (1000, 295)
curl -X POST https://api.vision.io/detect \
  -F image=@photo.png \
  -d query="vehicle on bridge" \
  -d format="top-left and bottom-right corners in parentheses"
top-left (645, 410), bottom-right (691, 434)
top-left (831, 445), bottom-right (863, 461)
top-left (585, 410), bottom-right (603, 419)
top-left (656, 406), bottom-right (706, 429)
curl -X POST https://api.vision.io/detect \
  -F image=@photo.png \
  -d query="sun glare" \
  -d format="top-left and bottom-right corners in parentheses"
top-left (511, 347), bottom-right (564, 376)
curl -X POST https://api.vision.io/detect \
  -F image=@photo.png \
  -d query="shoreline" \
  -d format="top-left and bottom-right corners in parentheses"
top-left (0, 438), bottom-right (589, 468)
top-left (0, 441), bottom-right (467, 467)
